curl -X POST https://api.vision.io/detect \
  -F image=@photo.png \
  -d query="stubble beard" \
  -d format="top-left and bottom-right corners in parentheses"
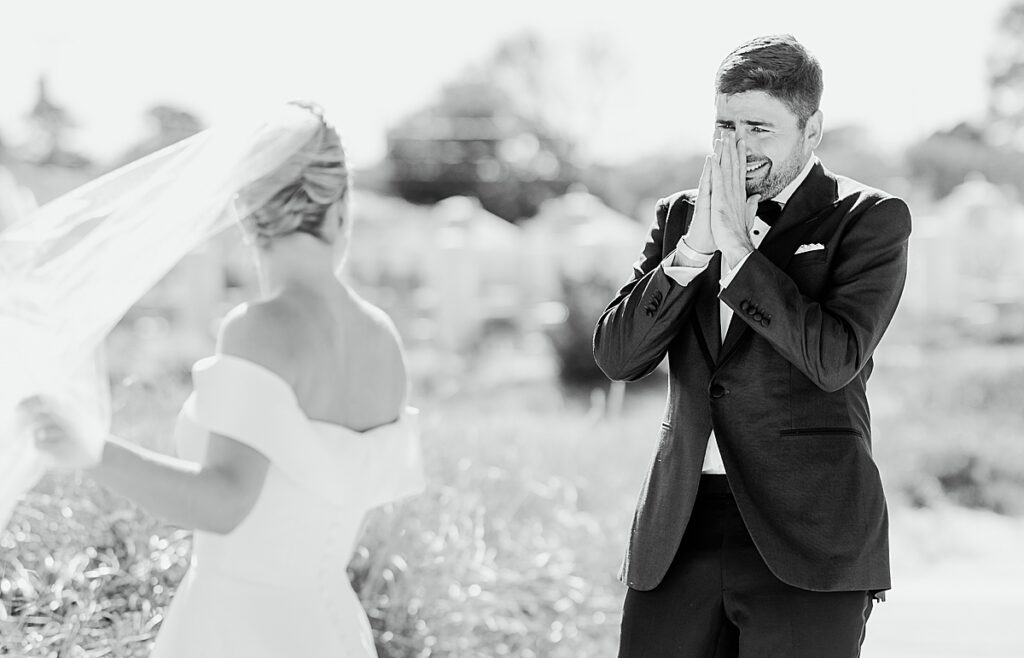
top-left (745, 143), bottom-right (809, 201)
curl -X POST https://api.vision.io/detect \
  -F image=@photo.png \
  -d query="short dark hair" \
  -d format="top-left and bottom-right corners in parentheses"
top-left (715, 34), bottom-right (823, 128)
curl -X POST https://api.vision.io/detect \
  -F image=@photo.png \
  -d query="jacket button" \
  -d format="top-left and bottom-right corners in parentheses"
top-left (753, 312), bottom-right (763, 322)
top-left (740, 300), bottom-right (750, 312)
top-left (710, 384), bottom-right (728, 399)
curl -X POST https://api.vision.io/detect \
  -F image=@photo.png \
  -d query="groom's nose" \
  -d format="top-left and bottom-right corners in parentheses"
top-left (734, 125), bottom-right (753, 140)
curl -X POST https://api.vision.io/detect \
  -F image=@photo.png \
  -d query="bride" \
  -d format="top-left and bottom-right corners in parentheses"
top-left (17, 102), bottom-right (423, 657)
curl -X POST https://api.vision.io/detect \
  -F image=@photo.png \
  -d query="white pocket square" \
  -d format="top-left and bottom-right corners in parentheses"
top-left (794, 243), bottom-right (825, 255)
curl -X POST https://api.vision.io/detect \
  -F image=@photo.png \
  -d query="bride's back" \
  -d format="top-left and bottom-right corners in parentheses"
top-left (228, 102), bottom-right (406, 432)
top-left (295, 285), bottom-right (407, 432)
top-left (234, 283), bottom-right (407, 433)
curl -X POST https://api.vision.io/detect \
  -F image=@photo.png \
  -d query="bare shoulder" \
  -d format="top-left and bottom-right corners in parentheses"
top-left (347, 289), bottom-right (404, 349)
top-left (216, 300), bottom-right (300, 385)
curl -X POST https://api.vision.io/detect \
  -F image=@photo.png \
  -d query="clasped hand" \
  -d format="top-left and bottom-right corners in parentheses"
top-left (683, 131), bottom-right (760, 271)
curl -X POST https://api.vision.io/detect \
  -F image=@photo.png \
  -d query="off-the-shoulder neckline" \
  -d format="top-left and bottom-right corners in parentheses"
top-left (192, 354), bottom-right (409, 435)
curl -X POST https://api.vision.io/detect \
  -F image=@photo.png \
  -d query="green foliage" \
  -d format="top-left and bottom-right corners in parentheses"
top-left (117, 106), bottom-right (205, 167)
top-left (987, 1), bottom-right (1024, 145)
top-left (873, 340), bottom-right (1024, 516)
top-left (350, 403), bottom-right (640, 657)
top-left (385, 79), bottom-right (579, 222)
top-left (545, 271), bottom-right (624, 387)
top-left (23, 76), bottom-right (91, 169)
top-left (581, 152), bottom-right (705, 221)
top-left (816, 126), bottom-right (903, 189)
top-left (0, 474), bottom-right (189, 656)
top-left (905, 122), bottom-right (1024, 199)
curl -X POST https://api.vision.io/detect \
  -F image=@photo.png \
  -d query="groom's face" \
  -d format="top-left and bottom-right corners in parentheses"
top-left (714, 90), bottom-right (821, 200)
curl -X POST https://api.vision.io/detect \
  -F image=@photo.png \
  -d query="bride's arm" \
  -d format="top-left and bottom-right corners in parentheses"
top-left (88, 432), bottom-right (268, 534)
top-left (88, 307), bottom-right (280, 533)
top-left (28, 305), bottom-right (281, 534)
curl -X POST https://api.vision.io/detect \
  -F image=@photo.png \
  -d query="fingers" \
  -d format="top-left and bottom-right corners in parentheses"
top-left (15, 398), bottom-right (70, 448)
top-left (724, 129), bottom-right (733, 191)
top-left (711, 143), bottom-right (724, 199)
top-left (31, 417), bottom-right (67, 451)
top-left (736, 137), bottom-right (747, 196)
top-left (714, 131), bottom-right (741, 201)
top-left (697, 155), bottom-right (712, 213)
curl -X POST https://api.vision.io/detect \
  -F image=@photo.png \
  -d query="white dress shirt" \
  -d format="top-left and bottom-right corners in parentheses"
top-left (661, 156), bottom-right (817, 474)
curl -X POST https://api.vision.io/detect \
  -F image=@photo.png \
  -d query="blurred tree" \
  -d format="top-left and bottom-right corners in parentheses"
top-left (380, 31), bottom-right (630, 221)
top-left (24, 76), bottom-right (91, 168)
top-left (987, 0), bottom-right (1024, 146)
top-left (906, 122), bottom-right (1024, 199)
top-left (118, 104), bottom-right (204, 165)
top-left (581, 152), bottom-right (706, 221)
top-left (384, 77), bottom-right (579, 221)
top-left (816, 125), bottom-right (903, 188)
top-left (547, 270), bottom-right (623, 387)
top-left (483, 32), bottom-right (626, 162)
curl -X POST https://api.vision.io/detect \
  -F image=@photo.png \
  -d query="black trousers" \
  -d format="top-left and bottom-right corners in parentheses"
top-left (618, 476), bottom-right (874, 658)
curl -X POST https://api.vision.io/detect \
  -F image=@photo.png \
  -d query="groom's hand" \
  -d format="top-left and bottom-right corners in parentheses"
top-left (710, 131), bottom-right (759, 271)
top-left (679, 154), bottom-right (716, 256)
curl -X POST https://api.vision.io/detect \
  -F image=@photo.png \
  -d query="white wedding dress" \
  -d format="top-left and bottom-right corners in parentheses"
top-left (150, 354), bottom-right (424, 658)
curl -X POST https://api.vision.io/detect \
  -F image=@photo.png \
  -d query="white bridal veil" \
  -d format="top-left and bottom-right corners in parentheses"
top-left (0, 104), bottom-right (326, 528)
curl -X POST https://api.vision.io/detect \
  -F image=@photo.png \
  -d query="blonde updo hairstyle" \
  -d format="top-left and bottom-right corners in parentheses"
top-left (237, 101), bottom-right (349, 247)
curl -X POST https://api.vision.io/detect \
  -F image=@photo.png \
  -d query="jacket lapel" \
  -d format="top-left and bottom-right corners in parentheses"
top-left (695, 253), bottom-right (722, 364)
top-left (717, 162), bottom-right (840, 363)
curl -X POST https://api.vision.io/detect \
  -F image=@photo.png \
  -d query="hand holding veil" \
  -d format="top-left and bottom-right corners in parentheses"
top-left (0, 103), bottom-right (327, 529)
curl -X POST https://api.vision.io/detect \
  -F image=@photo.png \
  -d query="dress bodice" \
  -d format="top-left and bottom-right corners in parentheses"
top-left (172, 355), bottom-right (424, 588)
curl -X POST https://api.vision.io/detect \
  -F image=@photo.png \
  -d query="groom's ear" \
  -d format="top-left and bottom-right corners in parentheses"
top-left (804, 110), bottom-right (823, 150)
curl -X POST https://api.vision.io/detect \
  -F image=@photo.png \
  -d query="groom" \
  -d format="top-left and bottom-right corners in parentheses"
top-left (593, 35), bottom-right (910, 656)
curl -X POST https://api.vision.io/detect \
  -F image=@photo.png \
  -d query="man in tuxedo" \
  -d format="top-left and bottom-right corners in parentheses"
top-left (593, 34), bottom-right (910, 657)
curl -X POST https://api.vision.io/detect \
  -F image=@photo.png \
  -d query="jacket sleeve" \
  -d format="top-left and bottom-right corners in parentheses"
top-left (593, 193), bottom-right (709, 381)
top-left (719, 196), bottom-right (911, 392)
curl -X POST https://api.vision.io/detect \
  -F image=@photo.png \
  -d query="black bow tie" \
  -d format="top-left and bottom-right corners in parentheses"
top-left (757, 200), bottom-right (783, 227)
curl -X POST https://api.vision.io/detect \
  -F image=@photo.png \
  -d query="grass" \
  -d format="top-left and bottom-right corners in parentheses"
top-left (1, 353), bottom-right (659, 657)
top-left (349, 384), bottom-right (659, 658)
top-left (870, 334), bottom-right (1024, 515)
top-left (2, 319), bottom-right (1023, 656)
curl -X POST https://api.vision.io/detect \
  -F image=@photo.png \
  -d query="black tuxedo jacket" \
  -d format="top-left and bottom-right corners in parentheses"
top-left (593, 161), bottom-right (911, 593)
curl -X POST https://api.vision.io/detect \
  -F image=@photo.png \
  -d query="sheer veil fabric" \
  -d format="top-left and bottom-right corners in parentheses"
top-left (0, 104), bottom-right (328, 528)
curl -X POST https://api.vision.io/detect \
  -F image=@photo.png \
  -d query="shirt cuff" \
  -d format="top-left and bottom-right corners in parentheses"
top-left (674, 239), bottom-right (715, 265)
top-left (662, 242), bottom-right (712, 286)
top-left (719, 250), bottom-right (754, 289)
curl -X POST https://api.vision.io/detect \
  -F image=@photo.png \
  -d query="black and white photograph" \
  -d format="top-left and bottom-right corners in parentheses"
top-left (2, 1), bottom-right (1023, 656)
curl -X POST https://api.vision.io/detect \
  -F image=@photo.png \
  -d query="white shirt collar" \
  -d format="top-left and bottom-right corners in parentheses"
top-left (771, 155), bottom-right (818, 207)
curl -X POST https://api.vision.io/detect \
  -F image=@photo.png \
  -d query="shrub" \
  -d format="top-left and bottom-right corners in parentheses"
top-left (546, 271), bottom-right (622, 388)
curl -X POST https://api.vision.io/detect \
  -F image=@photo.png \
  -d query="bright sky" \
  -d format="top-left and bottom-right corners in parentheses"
top-left (0, 0), bottom-right (1011, 167)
